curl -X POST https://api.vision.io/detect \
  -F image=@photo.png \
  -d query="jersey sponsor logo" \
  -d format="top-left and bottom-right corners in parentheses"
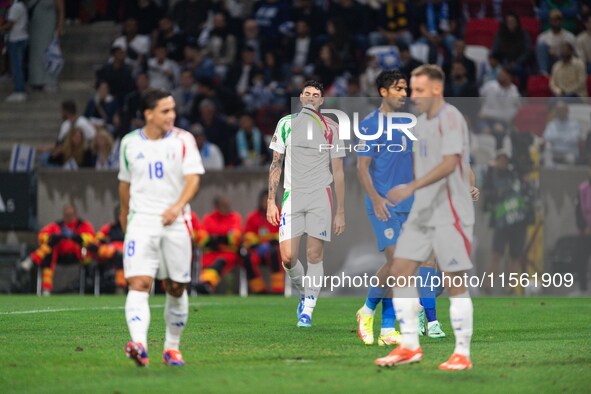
top-left (384, 228), bottom-right (394, 240)
top-left (320, 230), bottom-right (327, 237)
top-left (271, 135), bottom-right (277, 143)
top-left (448, 258), bottom-right (459, 266)
top-left (135, 152), bottom-right (145, 160)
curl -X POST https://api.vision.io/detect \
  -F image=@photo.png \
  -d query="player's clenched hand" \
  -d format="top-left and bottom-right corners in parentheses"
top-left (470, 186), bottom-right (480, 202)
top-left (386, 184), bottom-right (414, 205)
top-left (372, 196), bottom-right (394, 222)
top-left (162, 205), bottom-right (182, 226)
top-left (267, 201), bottom-right (280, 226)
top-left (333, 212), bottom-right (345, 236)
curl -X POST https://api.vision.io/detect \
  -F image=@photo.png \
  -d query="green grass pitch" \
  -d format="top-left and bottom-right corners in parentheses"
top-left (0, 296), bottom-right (590, 393)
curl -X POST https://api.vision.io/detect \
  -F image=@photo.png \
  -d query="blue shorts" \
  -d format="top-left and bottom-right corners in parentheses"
top-left (367, 207), bottom-right (409, 252)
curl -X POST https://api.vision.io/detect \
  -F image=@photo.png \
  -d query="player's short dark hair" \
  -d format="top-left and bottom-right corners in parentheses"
top-left (61, 99), bottom-right (77, 115)
top-left (411, 65), bottom-right (445, 84)
top-left (140, 88), bottom-right (172, 112)
top-left (375, 70), bottom-right (406, 97)
top-left (302, 80), bottom-right (325, 97)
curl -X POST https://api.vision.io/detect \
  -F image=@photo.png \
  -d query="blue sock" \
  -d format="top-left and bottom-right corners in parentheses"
top-left (381, 298), bottom-right (396, 329)
top-left (365, 286), bottom-right (388, 311)
top-left (419, 267), bottom-right (437, 322)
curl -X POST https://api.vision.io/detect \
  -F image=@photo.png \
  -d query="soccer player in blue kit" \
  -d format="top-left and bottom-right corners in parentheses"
top-left (356, 70), bottom-right (447, 346)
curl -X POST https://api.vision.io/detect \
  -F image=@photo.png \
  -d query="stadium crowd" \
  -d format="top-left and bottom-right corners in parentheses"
top-left (2, 0), bottom-right (591, 170)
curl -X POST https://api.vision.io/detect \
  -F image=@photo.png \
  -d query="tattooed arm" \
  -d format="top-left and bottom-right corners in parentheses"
top-left (266, 150), bottom-right (284, 225)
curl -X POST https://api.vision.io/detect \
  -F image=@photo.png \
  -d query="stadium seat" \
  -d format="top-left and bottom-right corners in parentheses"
top-left (549, 235), bottom-right (580, 274)
top-left (526, 74), bottom-right (552, 98)
top-left (514, 102), bottom-right (549, 136)
top-left (520, 17), bottom-right (541, 45)
top-left (464, 18), bottom-right (500, 49)
top-left (502, 0), bottom-right (536, 17)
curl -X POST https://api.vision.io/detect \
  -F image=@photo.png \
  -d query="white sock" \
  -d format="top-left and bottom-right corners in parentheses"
top-left (450, 291), bottom-right (473, 358)
top-left (361, 305), bottom-right (375, 316)
top-left (283, 259), bottom-right (305, 294)
top-left (393, 286), bottom-right (421, 350)
top-left (303, 261), bottom-right (324, 317)
top-left (125, 290), bottom-right (150, 350)
top-left (164, 290), bottom-right (189, 351)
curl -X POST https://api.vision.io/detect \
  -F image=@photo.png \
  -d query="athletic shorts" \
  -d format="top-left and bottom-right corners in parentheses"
top-left (123, 213), bottom-right (193, 283)
top-left (279, 187), bottom-right (333, 242)
top-left (367, 207), bottom-right (408, 252)
top-left (394, 220), bottom-right (474, 273)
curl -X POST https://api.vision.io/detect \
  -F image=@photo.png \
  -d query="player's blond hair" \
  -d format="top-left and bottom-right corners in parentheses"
top-left (411, 65), bottom-right (445, 84)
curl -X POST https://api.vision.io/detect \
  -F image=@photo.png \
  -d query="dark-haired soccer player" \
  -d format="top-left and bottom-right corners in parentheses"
top-left (267, 80), bottom-right (346, 328)
top-left (118, 88), bottom-right (204, 367)
top-left (355, 70), bottom-right (446, 347)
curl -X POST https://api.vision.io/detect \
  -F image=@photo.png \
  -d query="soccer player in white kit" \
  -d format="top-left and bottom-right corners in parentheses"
top-left (118, 88), bottom-right (205, 367)
top-left (266, 80), bottom-right (346, 328)
top-left (374, 65), bottom-right (475, 370)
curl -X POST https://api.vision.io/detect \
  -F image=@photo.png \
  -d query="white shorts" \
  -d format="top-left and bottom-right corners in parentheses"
top-left (123, 213), bottom-right (193, 283)
top-left (279, 187), bottom-right (333, 242)
top-left (394, 221), bottom-right (474, 272)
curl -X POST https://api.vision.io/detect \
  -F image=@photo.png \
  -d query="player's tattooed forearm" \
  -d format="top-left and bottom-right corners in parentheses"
top-left (268, 152), bottom-right (284, 199)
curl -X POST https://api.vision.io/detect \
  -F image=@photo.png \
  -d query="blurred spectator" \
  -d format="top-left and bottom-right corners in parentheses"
top-left (536, 9), bottom-right (576, 75)
top-left (574, 163), bottom-right (591, 295)
top-left (331, 0), bottom-right (369, 45)
top-left (194, 195), bottom-right (242, 294)
top-left (323, 17), bottom-right (357, 72)
top-left (1, 0), bottom-right (28, 102)
top-left (242, 190), bottom-right (283, 294)
top-left (92, 205), bottom-right (126, 294)
top-left (360, 55), bottom-right (382, 96)
top-left (293, 0), bottom-right (326, 36)
top-left (172, 69), bottom-right (197, 129)
top-left (262, 51), bottom-right (283, 85)
top-left (225, 46), bottom-right (262, 97)
top-left (479, 68), bottom-right (521, 130)
top-left (19, 203), bottom-right (95, 295)
top-left (286, 19), bottom-right (317, 76)
top-left (192, 123), bottom-right (224, 170)
top-left (235, 112), bottom-right (269, 167)
top-left (122, 0), bottom-right (162, 35)
top-left (194, 99), bottom-right (236, 165)
top-left (238, 18), bottom-right (263, 64)
top-left (418, 0), bottom-right (460, 63)
top-left (90, 127), bottom-right (119, 170)
top-left (483, 149), bottom-right (530, 293)
top-left (539, 0), bottom-right (579, 34)
top-left (543, 100), bottom-right (581, 165)
top-left (172, 0), bottom-right (212, 41)
top-left (398, 42), bottom-right (423, 80)
top-left (491, 12), bottom-right (532, 88)
top-left (201, 12), bottom-right (237, 77)
top-left (27, 0), bottom-right (64, 92)
top-left (48, 127), bottom-right (94, 168)
top-left (151, 15), bottom-right (185, 62)
top-left (84, 81), bottom-right (119, 132)
top-left (444, 38), bottom-right (476, 83)
top-left (369, 0), bottom-right (413, 47)
top-left (96, 46), bottom-right (135, 106)
top-left (120, 72), bottom-right (150, 135)
top-left (480, 53), bottom-right (502, 85)
top-left (182, 45), bottom-right (216, 81)
top-left (112, 18), bottom-right (150, 74)
top-left (313, 44), bottom-right (345, 91)
top-left (444, 61), bottom-right (478, 97)
top-left (252, 0), bottom-right (291, 46)
top-left (58, 99), bottom-right (96, 143)
top-left (576, 15), bottom-right (591, 73)
top-left (147, 45), bottom-right (179, 90)
top-left (245, 72), bottom-right (276, 111)
top-left (549, 42), bottom-right (588, 99)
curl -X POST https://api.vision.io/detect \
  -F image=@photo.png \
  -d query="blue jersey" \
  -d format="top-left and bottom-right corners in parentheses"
top-left (357, 109), bottom-right (414, 213)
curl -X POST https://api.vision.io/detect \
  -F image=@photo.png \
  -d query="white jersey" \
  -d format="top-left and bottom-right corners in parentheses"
top-left (269, 106), bottom-right (345, 193)
top-left (118, 127), bottom-right (205, 221)
top-left (409, 103), bottom-right (474, 227)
